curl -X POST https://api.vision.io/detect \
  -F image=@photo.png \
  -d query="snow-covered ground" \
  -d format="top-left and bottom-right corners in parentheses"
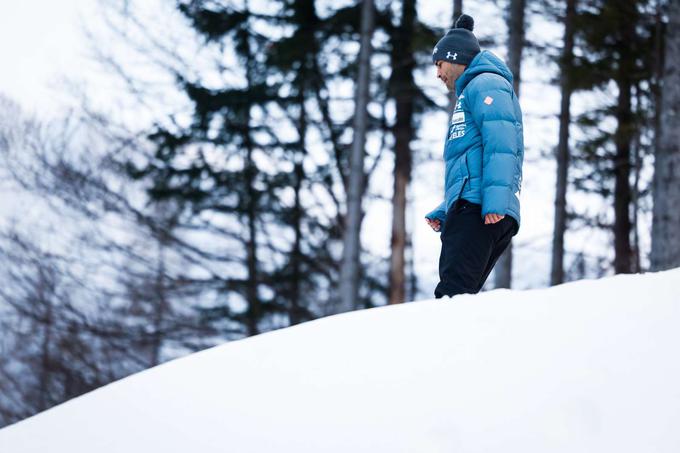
top-left (1, 268), bottom-right (679, 452)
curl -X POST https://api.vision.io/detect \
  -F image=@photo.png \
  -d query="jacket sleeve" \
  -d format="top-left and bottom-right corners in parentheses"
top-left (467, 76), bottom-right (520, 219)
top-left (425, 201), bottom-right (447, 231)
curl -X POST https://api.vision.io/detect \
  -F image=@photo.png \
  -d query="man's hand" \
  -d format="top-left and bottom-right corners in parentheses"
top-left (425, 218), bottom-right (441, 232)
top-left (484, 213), bottom-right (505, 224)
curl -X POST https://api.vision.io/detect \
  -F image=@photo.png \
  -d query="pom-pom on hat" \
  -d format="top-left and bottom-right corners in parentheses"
top-left (432, 14), bottom-right (480, 66)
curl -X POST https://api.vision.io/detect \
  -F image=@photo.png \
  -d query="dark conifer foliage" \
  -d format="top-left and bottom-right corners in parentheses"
top-left (124, 0), bottom-right (341, 333)
top-left (564, 0), bottom-right (661, 274)
top-left (262, 0), bottom-right (348, 320)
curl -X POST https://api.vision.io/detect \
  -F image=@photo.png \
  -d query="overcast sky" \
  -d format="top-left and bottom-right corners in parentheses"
top-left (0, 1), bottom-right (97, 114)
top-left (0, 1), bottom-right (448, 115)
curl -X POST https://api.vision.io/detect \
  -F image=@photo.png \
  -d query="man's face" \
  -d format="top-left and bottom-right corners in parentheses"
top-left (435, 60), bottom-right (466, 92)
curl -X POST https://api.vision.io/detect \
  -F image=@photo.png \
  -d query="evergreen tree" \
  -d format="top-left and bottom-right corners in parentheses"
top-left (125, 0), bottom-right (388, 332)
top-left (551, 0), bottom-right (577, 285)
top-left (262, 0), bottom-right (351, 321)
top-left (301, 0), bottom-right (441, 307)
top-left (126, 0), bottom-right (289, 335)
top-left (388, 0), bottom-right (417, 305)
top-left (382, 0), bottom-right (442, 304)
top-left (130, 0), bottom-right (399, 325)
top-left (567, 0), bottom-right (659, 275)
top-left (495, 0), bottom-right (527, 289)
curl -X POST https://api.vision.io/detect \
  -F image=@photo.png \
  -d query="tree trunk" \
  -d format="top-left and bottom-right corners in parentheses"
top-left (38, 276), bottom-right (53, 412)
top-left (631, 121), bottom-right (641, 273)
top-left (651, 0), bottom-right (680, 271)
top-left (550, 0), bottom-right (576, 286)
top-left (453, 0), bottom-right (463, 23)
top-left (244, 146), bottom-right (260, 335)
top-left (388, 0), bottom-right (416, 305)
top-left (338, 0), bottom-right (374, 313)
top-left (612, 5), bottom-right (635, 275)
top-left (613, 84), bottom-right (634, 274)
top-left (151, 231), bottom-right (167, 367)
top-left (447, 0), bottom-right (464, 121)
top-left (290, 158), bottom-right (304, 324)
top-left (243, 10), bottom-right (261, 334)
top-left (495, 0), bottom-right (525, 289)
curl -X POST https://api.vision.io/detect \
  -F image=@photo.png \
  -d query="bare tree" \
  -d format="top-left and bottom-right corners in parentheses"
top-left (0, 98), bottom-right (215, 427)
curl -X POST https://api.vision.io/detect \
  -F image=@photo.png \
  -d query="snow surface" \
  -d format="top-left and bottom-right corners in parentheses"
top-left (1, 269), bottom-right (680, 452)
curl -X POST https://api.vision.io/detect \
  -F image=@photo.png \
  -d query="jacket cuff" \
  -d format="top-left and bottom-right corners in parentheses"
top-left (481, 186), bottom-right (512, 218)
top-left (425, 204), bottom-right (447, 229)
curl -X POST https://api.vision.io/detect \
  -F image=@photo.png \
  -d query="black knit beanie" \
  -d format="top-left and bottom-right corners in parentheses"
top-left (432, 14), bottom-right (480, 65)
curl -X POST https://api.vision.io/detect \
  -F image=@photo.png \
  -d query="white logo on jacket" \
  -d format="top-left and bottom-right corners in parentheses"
top-left (448, 102), bottom-right (466, 140)
top-left (451, 111), bottom-right (465, 125)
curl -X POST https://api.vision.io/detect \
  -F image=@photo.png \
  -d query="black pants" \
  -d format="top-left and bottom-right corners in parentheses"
top-left (434, 198), bottom-right (519, 298)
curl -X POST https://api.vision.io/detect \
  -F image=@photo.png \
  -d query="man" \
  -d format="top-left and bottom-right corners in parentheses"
top-left (425, 14), bottom-right (524, 298)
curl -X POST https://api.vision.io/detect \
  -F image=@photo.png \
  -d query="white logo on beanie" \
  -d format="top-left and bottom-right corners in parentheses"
top-left (447, 51), bottom-right (457, 60)
top-left (433, 46), bottom-right (438, 55)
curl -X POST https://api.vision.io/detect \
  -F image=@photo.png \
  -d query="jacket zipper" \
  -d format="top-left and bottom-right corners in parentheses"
top-left (457, 153), bottom-right (470, 201)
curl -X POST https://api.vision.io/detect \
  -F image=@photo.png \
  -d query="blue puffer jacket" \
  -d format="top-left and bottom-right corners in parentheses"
top-left (426, 50), bottom-right (524, 231)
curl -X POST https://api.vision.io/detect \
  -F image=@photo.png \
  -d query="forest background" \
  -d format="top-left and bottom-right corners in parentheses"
top-left (1, 0), bottom-right (678, 428)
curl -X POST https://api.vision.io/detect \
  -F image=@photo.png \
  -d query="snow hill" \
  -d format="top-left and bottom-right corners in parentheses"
top-left (1, 270), bottom-right (679, 453)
